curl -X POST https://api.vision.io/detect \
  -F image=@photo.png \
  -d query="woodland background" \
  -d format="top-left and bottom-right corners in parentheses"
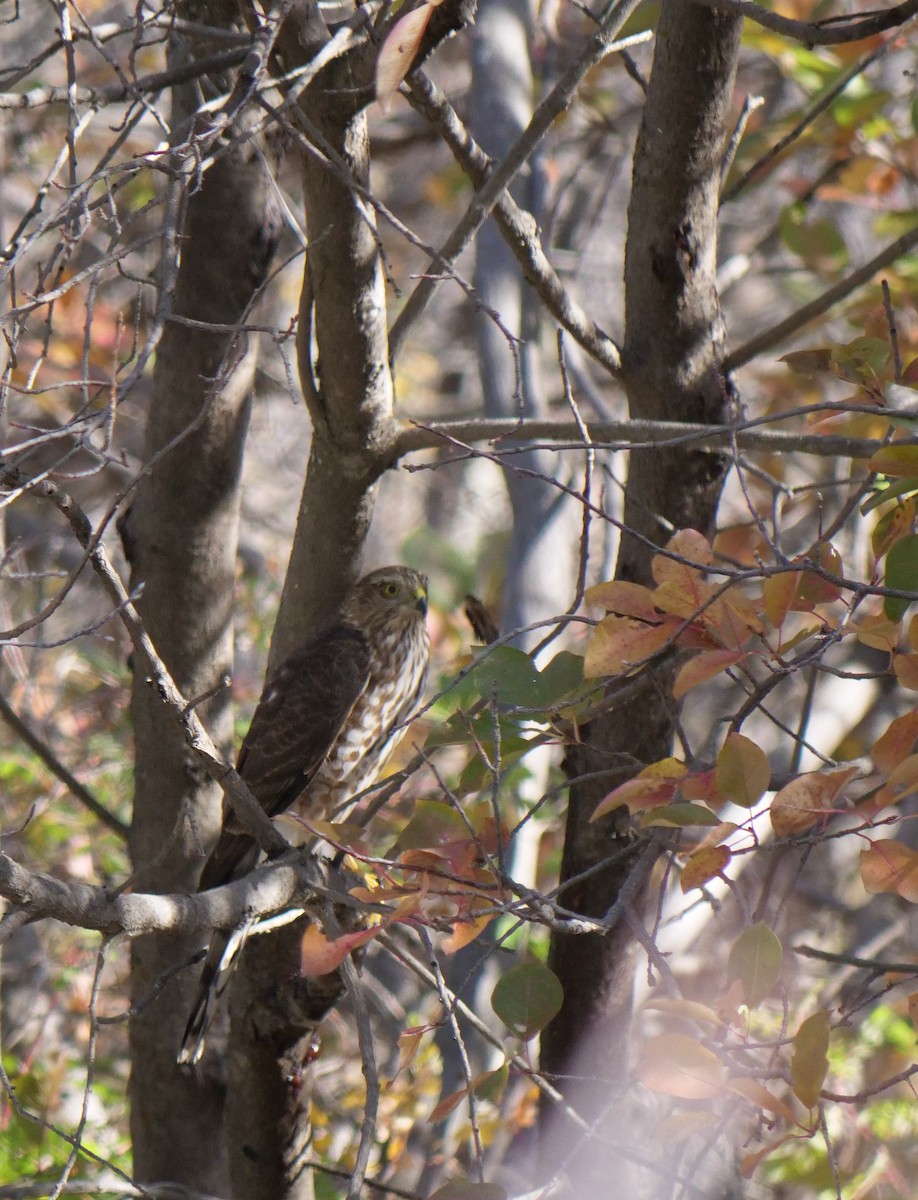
top-left (3, 0), bottom-right (918, 1198)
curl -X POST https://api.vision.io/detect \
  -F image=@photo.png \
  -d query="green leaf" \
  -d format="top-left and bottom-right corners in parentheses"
top-left (861, 477), bottom-right (918, 515)
top-left (726, 922), bottom-right (782, 1008)
top-left (491, 962), bottom-right (563, 1040)
top-left (639, 803), bottom-right (720, 828)
top-left (396, 801), bottom-right (468, 850)
top-left (537, 650), bottom-right (585, 705)
top-left (470, 646), bottom-right (544, 709)
top-left (884, 534), bottom-right (918, 621)
top-left (791, 1011), bottom-right (830, 1109)
top-left (716, 733), bottom-right (771, 809)
top-left (868, 446), bottom-right (918, 478)
top-left (779, 206), bottom-right (847, 271)
top-left (430, 1183), bottom-right (507, 1200)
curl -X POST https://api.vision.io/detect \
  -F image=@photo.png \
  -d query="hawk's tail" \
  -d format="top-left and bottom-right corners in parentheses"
top-left (177, 925), bottom-right (249, 1066)
top-left (177, 908), bottom-right (307, 1065)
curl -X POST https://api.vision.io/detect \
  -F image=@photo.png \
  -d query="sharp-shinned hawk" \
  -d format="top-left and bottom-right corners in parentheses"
top-left (178, 565), bottom-right (429, 1063)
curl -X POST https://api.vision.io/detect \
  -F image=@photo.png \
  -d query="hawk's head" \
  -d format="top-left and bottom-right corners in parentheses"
top-left (343, 566), bottom-right (429, 632)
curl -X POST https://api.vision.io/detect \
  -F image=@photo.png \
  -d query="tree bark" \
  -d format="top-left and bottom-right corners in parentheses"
top-left (122, 20), bottom-right (281, 1189)
top-left (540, 0), bottom-right (743, 1183)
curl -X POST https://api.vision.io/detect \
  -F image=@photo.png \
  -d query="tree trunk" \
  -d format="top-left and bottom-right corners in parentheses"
top-left (540, 0), bottom-right (743, 1185)
top-left (123, 22), bottom-right (281, 1188)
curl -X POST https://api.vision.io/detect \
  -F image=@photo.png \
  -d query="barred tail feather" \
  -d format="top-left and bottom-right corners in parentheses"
top-left (177, 923), bottom-right (251, 1066)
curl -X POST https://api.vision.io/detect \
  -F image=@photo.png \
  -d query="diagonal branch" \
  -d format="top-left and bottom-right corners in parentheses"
top-left (405, 70), bottom-right (623, 376)
top-left (0, 692), bottom-right (128, 837)
top-left (387, 0), bottom-right (647, 358)
top-left (725, 220), bottom-right (918, 370)
top-left (0, 462), bottom-right (287, 861)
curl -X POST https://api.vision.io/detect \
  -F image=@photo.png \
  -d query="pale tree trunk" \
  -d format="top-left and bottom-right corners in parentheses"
top-left (121, 11), bottom-right (281, 1190)
top-left (540, 2), bottom-right (743, 1190)
top-left (470, 0), bottom-right (574, 642)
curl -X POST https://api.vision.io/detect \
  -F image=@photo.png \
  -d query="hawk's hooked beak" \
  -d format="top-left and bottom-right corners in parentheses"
top-left (414, 584), bottom-right (428, 616)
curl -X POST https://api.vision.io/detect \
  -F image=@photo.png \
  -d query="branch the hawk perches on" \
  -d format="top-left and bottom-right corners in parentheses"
top-left (178, 566), bottom-right (430, 1065)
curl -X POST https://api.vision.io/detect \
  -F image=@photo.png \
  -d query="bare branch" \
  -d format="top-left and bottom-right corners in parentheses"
top-left (689, 0), bottom-right (918, 44)
top-left (405, 69), bottom-right (623, 375)
top-left (0, 851), bottom-right (323, 937)
top-left (725, 220), bottom-right (918, 370)
top-left (0, 462), bottom-right (287, 861)
top-left (393, 413), bottom-right (913, 460)
top-left (388, 0), bottom-right (648, 356)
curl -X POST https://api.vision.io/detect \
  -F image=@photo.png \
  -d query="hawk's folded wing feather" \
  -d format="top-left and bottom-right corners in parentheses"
top-left (198, 623), bottom-right (371, 892)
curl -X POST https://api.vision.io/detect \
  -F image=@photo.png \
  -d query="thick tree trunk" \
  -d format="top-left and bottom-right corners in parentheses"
top-left (223, 31), bottom-right (398, 1200)
top-left (122, 27), bottom-right (280, 1188)
top-left (540, 0), bottom-right (743, 1185)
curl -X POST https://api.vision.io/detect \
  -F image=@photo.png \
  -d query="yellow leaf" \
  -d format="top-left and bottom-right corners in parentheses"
top-left (680, 845), bottom-right (730, 892)
top-left (716, 733), bottom-right (771, 808)
top-left (853, 610), bottom-right (901, 652)
top-left (791, 1011), bottom-right (830, 1109)
top-left (770, 766), bottom-right (857, 837)
top-left (591, 761), bottom-right (685, 820)
top-left (584, 580), bottom-right (660, 621)
top-left (655, 1110), bottom-right (720, 1144)
top-left (763, 571), bottom-right (801, 629)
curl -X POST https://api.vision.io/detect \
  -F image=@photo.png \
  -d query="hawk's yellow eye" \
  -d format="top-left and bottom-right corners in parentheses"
top-left (382, 582), bottom-right (399, 597)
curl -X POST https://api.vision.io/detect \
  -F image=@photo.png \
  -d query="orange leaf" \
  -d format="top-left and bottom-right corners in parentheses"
top-left (740, 1134), bottom-right (798, 1178)
top-left (643, 997), bottom-right (725, 1029)
top-left (673, 649), bottom-right (746, 699)
top-left (873, 753), bottom-right (918, 808)
top-left (726, 1076), bottom-right (796, 1122)
top-left (872, 711), bottom-right (918, 774)
top-left (376, 4), bottom-right (434, 111)
top-left (442, 912), bottom-right (493, 954)
top-left (763, 571), bottom-right (801, 629)
top-left (652, 529), bottom-right (714, 587)
top-left (860, 839), bottom-right (918, 902)
top-left (583, 615), bottom-right (678, 678)
top-left (300, 925), bottom-right (378, 976)
top-left (584, 581), bottom-right (661, 622)
top-left (635, 1033), bottom-right (725, 1100)
top-left (894, 652), bottom-right (918, 690)
top-left (716, 733), bottom-right (771, 808)
top-left (680, 845), bottom-right (730, 892)
top-left (591, 760), bottom-right (687, 820)
top-left (681, 768), bottom-right (724, 806)
top-left (769, 766), bottom-right (857, 837)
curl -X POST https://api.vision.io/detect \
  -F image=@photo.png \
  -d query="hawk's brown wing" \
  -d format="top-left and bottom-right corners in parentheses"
top-left (198, 623), bottom-right (371, 891)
